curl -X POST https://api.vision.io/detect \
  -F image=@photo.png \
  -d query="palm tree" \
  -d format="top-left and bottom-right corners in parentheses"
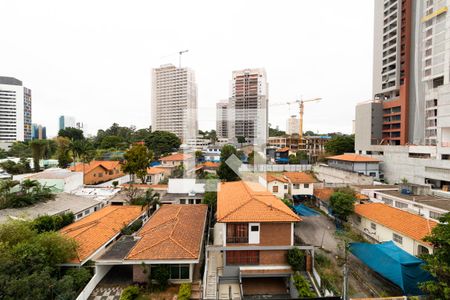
top-left (30, 140), bottom-right (48, 172)
top-left (20, 179), bottom-right (40, 195)
top-left (139, 188), bottom-right (161, 216)
top-left (70, 140), bottom-right (94, 184)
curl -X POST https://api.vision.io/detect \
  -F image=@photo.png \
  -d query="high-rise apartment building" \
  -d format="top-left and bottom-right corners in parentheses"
top-left (355, 0), bottom-right (450, 186)
top-left (216, 100), bottom-right (229, 139)
top-left (32, 123), bottom-right (47, 140)
top-left (151, 64), bottom-right (198, 141)
top-left (228, 68), bottom-right (268, 145)
top-left (0, 76), bottom-right (32, 149)
top-left (59, 115), bottom-right (76, 130)
top-left (286, 115), bottom-right (299, 135)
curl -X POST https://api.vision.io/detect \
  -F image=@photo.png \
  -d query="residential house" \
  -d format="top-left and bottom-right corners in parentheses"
top-left (145, 167), bottom-right (165, 185)
top-left (352, 203), bottom-right (437, 256)
top-left (14, 168), bottom-right (83, 193)
top-left (283, 172), bottom-right (317, 200)
top-left (94, 204), bottom-right (208, 285)
top-left (275, 147), bottom-right (290, 164)
top-left (69, 161), bottom-right (123, 185)
top-left (160, 153), bottom-right (193, 167)
top-left (213, 181), bottom-right (302, 298)
top-left (265, 173), bottom-right (289, 199)
top-left (326, 154), bottom-right (381, 179)
top-left (60, 205), bottom-right (144, 266)
top-left (161, 178), bottom-right (205, 204)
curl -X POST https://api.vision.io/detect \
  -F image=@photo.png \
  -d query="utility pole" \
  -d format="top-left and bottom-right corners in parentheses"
top-left (342, 240), bottom-right (349, 300)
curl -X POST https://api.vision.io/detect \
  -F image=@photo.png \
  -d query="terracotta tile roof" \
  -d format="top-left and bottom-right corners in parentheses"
top-left (69, 161), bottom-right (121, 174)
top-left (283, 172), bottom-right (317, 184)
top-left (217, 181), bottom-right (301, 223)
top-left (203, 161), bottom-right (220, 168)
top-left (327, 154), bottom-right (380, 163)
top-left (147, 167), bottom-right (165, 175)
top-left (60, 205), bottom-right (143, 264)
top-left (354, 203), bottom-right (438, 242)
top-left (160, 153), bottom-right (193, 161)
top-left (265, 173), bottom-right (289, 183)
top-left (276, 147), bottom-right (290, 153)
top-left (356, 193), bottom-right (369, 200)
top-left (121, 183), bottom-right (168, 190)
top-left (126, 204), bottom-right (208, 261)
top-left (314, 188), bottom-right (334, 202)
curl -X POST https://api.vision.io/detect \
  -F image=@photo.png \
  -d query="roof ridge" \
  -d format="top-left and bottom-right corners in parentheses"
top-left (169, 236), bottom-right (197, 258)
top-left (61, 220), bottom-right (100, 235)
top-left (127, 236), bottom-right (170, 258)
top-left (218, 182), bottom-right (255, 221)
top-left (252, 197), bottom-right (299, 220)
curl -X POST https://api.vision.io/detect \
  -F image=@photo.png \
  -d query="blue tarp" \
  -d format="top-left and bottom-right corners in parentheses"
top-left (149, 161), bottom-right (161, 167)
top-left (294, 204), bottom-right (320, 217)
top-left (350, 241), bottom-right (433, 295)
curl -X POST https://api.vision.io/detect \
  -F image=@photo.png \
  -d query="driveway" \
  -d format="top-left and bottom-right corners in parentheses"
top-left (295, 214), bottom-right (338, 254)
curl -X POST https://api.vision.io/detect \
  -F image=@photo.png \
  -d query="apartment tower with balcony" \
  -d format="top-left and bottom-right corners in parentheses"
top-left (228, 68), bottom-right (268, 145)
top-left (216, 99), bottom-right (229, 139)
top-left (0, 77), bottom-right (32, 149)
top-left (151, 64), bottom-right (198, 141)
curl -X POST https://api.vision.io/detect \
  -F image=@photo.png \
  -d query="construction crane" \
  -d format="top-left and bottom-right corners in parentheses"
top-left (160, 49), bottom-right (189, 68)
top-left (270, 97), bottom-right (322, 145)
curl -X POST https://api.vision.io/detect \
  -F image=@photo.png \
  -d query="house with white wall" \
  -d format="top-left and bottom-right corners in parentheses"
top-left (352, 203), bottom-right (437, 256)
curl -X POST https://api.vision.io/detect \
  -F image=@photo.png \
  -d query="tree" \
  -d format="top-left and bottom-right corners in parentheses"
top-left (248, 151), bottom-right (264, 165)
top-left (287, 248), bottom-right (306, 271)
top-left (0, 219), bottom-right (86, 300)
top-left (202, 192), bottom-right (217, 211)
top-left (30, 140), bottom-right (48, 172)
top-left (32, 213), bottom-right (75, 233)
top-left (324, 135), bottom-right (355, 155)
top-left (122, 144), bottom-right (153, 183)
top-left (237, 136), bottom-right (246, 148)
top-left (329, 192), bottom-right (355, 221)
top-left (304, 130), bottom-right (315, 136)
top-left (55, 136), bottom-right (73, 168)
top-left (0, 159), bottom-right (32, 175)
top-left (131, 188), bottom-right (161, 215)
top-left (268, 125), bottom-right (286, 137)
top-left (217, 145), bottom-right (240, 182)
top-left (145, 131), bottom-right (181, 157)
top-left (195, 150), bottom-right (204, 163)
top-left (7, 141), bottom-right (32, 158)
top-left (293, 273), bottom-right (316, 298)
top-left (419, 213), bottom-right (450, 299)
top-left (100, 135), bottom-right (126, 150)
top-left (58, 127), bottom-right (85, 141)
top-left (0, 148), bottom-right (8, 159)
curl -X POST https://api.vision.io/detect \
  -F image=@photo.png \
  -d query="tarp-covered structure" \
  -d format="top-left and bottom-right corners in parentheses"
top-left (294, 204), bottom-right (320, 217)
top-left (350, 241), bottom-right (433, 295)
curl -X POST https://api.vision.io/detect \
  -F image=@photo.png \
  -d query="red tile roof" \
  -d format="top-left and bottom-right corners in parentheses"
top-left (160, 153), bottom-right (193, 161)
top-left (314, 188), bottom-right (334, 202)
top-left (276, 147), bottom-right (290, 153)
top-left (283, 172), bottom-right (317, 184)
top-left (327, 154), bottom-right (380, 163)
top-left (217, 181), bottom-right (301, 223)
top-left (60, 206), bottom-right (143, 264)
top-left (147, 167), bottom-right (165, 175)
top-left (203, 161), bottom-right (220, 168)
top-left (126, 204), bottom-right (208, 261)
top-left (69, 161), bottom-right (121, 174)
top-left (265, 173), bottom-right (289, 183)
top-left (354, 203), bottom-right (437, 242)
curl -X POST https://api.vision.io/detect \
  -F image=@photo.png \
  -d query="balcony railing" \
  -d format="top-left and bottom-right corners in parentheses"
top-left (226, 236), bottom-right (248, 244)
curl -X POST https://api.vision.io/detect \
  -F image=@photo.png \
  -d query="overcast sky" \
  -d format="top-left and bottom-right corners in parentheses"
top-left (1, 0), bottom-right (374, 137)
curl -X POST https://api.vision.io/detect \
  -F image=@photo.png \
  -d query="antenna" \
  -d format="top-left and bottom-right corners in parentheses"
top-left (178, 50), bottom-right (189, 68)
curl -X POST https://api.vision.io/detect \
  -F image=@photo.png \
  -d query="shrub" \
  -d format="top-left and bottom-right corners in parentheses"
top-left (33, 212), bottom-right (75, 233)
top-left (121, 219), bottom-right (143, 235)
top-left (287, 248), bottom-right (305, 271)
top-left (120, 285), bottom-right (140, 300)
top-left (178, 283), bottom-right (192, 300)
top-left (152, 265), bottom-right (170, 291)
top-left (293, 274), bottom-right (315, 298)
top-left (112, 181), bottom-right (119, 188)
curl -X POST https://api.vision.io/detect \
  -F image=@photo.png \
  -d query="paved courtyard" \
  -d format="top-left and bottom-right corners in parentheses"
top-left (295, 213), bottom-right (338, 254)
top-left (88, 287), bottom-right (122, 300)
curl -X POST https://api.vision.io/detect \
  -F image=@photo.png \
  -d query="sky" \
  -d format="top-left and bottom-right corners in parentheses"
top-left (1, 0), bottom-right (374, 137)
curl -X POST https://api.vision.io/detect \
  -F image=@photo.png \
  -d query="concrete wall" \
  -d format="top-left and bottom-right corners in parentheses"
top-left (313, 165), bottom-right (374, 185)
top-left (76, 265), bottom-right (112, 300)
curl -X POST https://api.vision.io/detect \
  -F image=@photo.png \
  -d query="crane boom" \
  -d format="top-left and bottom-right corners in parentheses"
top-left (298, 97), bottom-right (322, 147)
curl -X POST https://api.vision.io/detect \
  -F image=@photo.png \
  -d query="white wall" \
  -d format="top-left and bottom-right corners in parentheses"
top-left (290, 183), bottom-right (314, 196)
top-left (353, 215), bottom-right (433, 256)
top-left (267, 181), bottom-right (288, 198)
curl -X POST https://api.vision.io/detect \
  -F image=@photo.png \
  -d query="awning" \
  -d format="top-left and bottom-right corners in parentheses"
top-left (350, 241), bottom-right (433, 295)
top-left (294, 204), bottom-right (320, 217)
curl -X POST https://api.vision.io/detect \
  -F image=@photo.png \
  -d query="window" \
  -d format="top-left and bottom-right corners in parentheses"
top-left (293, 184), bottom-right (300, 189)
top-left (76, 213), bottom-right (82, 219)
top-left (180, 199), bottom-right (186, 204)
top-left (251, 225), bottom-right (259, 232)
top-left (370, 223), bottom-right (377, 230)
top-left (393, 233), bottom-right (403, 244)
top-left (152, 264), bottom-right (189, 280)
top-left (304, 184), bottom-right (309, 188)
top-left (395, 201), bottom-right (408, 209)
top-left (84, 209), bottom-right (90, 215)
top-left (369, 172), bottom-right (376, 177)
top-left (429, 211), bottom-right (442, 220)
top-left (284, 185), bottom-right (288, 190)
top-left (272, 186), bottom-right (278, 193)
top-left (226, 250), bottom-right (259, 265)
top-left (226, 223), bottom-right (248, 243)
top-left (382, 197), bottom-right (393, 205)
